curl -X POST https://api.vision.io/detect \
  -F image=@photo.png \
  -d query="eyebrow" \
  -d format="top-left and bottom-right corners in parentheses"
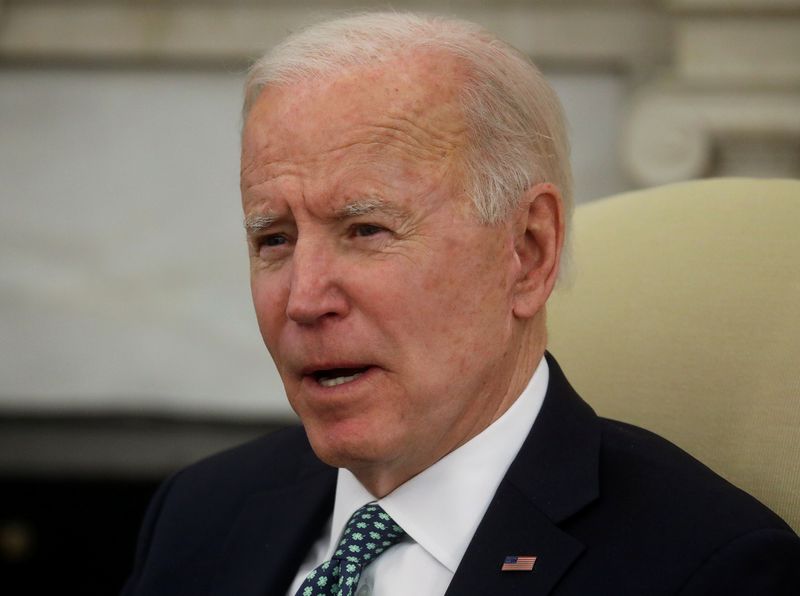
top-left (243, 198), bottom-right (404, 234)
top-left (243, 213), bottom-right (277, 235)
top-left (335, 198), bottom-right (405, 220)
top-left (334, 198), bottom-right (385, 218)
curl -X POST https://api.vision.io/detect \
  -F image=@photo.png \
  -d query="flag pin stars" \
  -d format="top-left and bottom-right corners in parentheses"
top-left (501, 555), bottom-right (537, 571)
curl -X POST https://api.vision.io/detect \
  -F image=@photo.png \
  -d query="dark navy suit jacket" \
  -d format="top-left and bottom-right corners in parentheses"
top-left (122, 356), bottom-right (800, 595)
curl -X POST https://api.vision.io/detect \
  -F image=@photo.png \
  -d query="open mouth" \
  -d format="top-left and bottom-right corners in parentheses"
top-left (312, 367), bottom-right (370, 388)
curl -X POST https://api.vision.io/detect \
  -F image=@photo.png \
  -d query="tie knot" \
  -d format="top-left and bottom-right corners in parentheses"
top-left (294, 503), bottom-right (406, 596)
top-left (332, 503), bottom-right (405, 568)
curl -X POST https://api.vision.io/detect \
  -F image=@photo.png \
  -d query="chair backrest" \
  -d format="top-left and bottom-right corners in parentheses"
top-left (548, 178), bottom-right (800, 533)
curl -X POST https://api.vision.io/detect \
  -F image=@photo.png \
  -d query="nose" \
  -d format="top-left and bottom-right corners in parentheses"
top-left (285, 238), bottom-right (349, 325)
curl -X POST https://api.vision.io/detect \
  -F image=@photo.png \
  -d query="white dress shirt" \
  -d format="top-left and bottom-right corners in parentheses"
top-left (287, 357), bottom-right (549, 596)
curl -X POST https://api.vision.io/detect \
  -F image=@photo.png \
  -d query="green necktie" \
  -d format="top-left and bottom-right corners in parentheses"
top-left (295, 503), bottom-right (405, 596)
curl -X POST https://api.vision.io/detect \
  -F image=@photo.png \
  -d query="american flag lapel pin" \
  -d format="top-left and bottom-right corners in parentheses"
top-left (501, 555), bottom-right (537, 571)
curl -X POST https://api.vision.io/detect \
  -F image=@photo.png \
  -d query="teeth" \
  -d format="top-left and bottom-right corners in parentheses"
top-left (318, 372), bottom-right (363, 387)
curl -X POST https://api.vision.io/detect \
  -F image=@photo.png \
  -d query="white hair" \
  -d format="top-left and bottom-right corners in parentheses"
top-left (243, 12), bottom-right (572, 234)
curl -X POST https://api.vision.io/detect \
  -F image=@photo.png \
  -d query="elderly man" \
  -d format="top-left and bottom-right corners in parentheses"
top-left (123, 12), bottom-right (800, 596)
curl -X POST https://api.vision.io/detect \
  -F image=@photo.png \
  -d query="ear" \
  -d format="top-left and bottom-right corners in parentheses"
top-left (511, 183), bottom-right (565, 319)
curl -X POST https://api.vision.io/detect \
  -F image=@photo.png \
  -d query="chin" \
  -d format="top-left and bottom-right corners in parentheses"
top-left (304, 419), bottom-right (397, 471)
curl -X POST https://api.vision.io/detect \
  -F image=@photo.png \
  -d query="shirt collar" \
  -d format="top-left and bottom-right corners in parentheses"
top-left (328, 356), bottom-right (549, 572)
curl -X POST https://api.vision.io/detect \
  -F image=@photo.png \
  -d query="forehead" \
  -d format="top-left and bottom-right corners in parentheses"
top-left (240, 50), bottom-right (469, 189)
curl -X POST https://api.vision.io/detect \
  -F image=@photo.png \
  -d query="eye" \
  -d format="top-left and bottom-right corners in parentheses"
top-left (262, 234), bottom-right (288, 247)
top-left (253, 233), bottom-right (291, 260)
top-left (352, 223), bottom-right (386, 237)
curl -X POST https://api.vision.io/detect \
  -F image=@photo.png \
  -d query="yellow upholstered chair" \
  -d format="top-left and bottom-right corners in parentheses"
top-left (548, 177), bottom-right (800, 533)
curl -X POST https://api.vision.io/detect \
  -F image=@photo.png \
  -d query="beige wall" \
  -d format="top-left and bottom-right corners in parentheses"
top-left (1, 0), bottom-right (797, 417)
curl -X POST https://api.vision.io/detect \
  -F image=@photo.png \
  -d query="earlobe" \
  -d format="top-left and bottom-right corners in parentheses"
top-left (511, 183), bottom-right (565, 319)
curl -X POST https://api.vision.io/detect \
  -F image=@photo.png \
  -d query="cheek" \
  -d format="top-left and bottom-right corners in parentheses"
top-left (250, 275), bottom-right (288, 347)
top-left (430, 236), bottom-right (512, 307)
top-left (420, 241), bottom-right (514, 351)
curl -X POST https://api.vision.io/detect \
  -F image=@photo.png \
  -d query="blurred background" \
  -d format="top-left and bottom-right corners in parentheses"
top-left (1, 1), bottom-right (798, 593)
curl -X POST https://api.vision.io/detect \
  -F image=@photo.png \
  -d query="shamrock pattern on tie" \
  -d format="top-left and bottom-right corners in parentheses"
top-left (295, 503), bottom-right (405, 596)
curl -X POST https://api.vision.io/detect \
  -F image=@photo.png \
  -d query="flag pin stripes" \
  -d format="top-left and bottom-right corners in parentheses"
top-left (501, 555), bottom-right (537, 571)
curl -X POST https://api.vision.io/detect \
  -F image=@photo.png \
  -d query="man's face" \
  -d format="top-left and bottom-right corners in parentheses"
top-left (241, 54), bottom-right (527, 491)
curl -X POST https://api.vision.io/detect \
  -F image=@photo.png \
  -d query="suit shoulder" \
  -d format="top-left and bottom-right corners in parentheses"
top-left (171, 424), bottom-right (328, 497)
top-left (552, 417), bottom-right (800, 592)
top-left (122, 427), bottom-right (335, 595)
top-left (134, 426), bottom-right (332, 567)
top-left (185, 424), bottom-right (315, 473)
top-left (595, 417), bottom-right (793, 536)
top-left (678, 526), bottom-right (800, 594)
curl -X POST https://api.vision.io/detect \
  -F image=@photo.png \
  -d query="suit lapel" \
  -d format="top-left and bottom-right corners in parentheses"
top-left (209, 453), bottom-right (336, 596)
top-left (444, 481), bottom-right (585, 595)
top-left (445, 354), bottom-right (601, 595)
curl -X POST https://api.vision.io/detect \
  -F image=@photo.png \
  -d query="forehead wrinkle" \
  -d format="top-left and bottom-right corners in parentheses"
top-left (241, 154), bottom-right (301, 190)
top-left (331, 114), bottom-right (463, 166)
top-left (384, 111), bottom-right (465, 155)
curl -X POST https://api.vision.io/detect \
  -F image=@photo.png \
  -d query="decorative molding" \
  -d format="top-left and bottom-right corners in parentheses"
top-left (622, 81), bottom-right (800, 186)
top-left (0, 1), bottom-right (667, 68)
top-left (2, 1), bottom-right (796, 187)
top-left (676, 17), bottom-right (800, 85)
top-left (622, 0), bottom-right (800, 186)
top-left (668, 0), bottom-right (800, 12)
